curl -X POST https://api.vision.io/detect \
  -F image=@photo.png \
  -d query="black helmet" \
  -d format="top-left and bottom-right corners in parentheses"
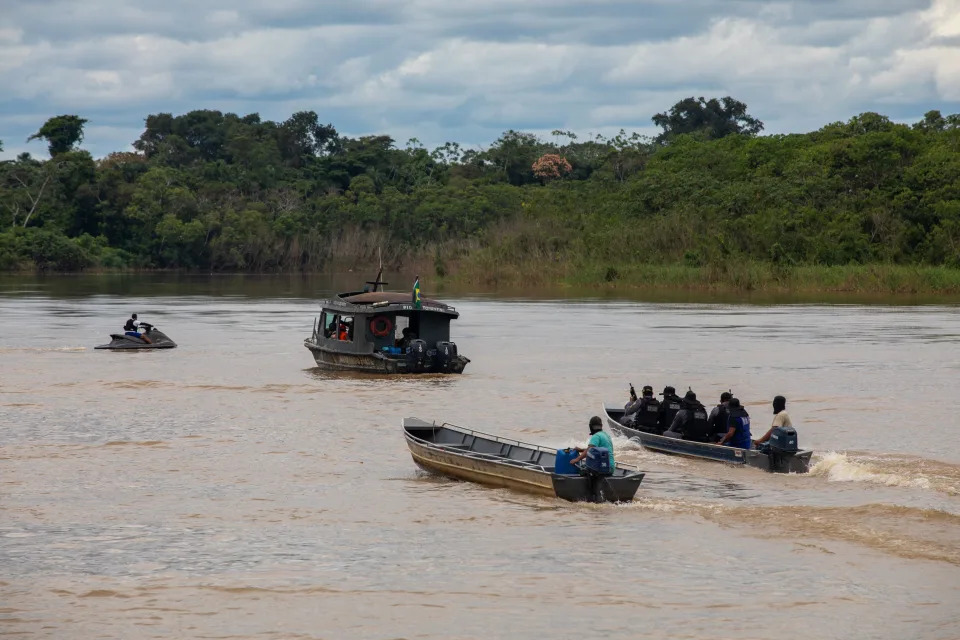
top-left (720, 391), bottom-right (732, 402)
top-left (684, 390), bottom-right (697, 402)
top-left (588, 416), bottom-right (603, 433)
top-left (641, 385), bottom-right (654, 396)
top-left (132, 313), bottom-right (138, 319)
top-left (728, 397), bottom-right (741, 409)
top-left (660, 385), bottom-right (676, 396)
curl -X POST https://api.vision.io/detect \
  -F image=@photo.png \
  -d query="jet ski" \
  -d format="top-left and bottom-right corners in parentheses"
top-left (95, 322), bottom-right (177, 350)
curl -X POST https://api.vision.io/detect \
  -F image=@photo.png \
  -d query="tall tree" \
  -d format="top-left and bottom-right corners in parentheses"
top-left (483, 130), bottom-right (544, 185)
top-left (28, 115), bottom-right (89, 156)
top-left (276, 111), bottom-right (339, 166)
top-left (653, 97), bottom-right (763, 142)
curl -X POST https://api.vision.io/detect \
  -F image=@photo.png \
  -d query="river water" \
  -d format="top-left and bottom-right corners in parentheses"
top-left (1, 274), bottom-right (958, 640)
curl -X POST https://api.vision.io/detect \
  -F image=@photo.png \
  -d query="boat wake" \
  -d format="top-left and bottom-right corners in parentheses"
top-left (624, 497), bottom-right (960, 566)
top-left (810, 451), bottom-right (959, 495)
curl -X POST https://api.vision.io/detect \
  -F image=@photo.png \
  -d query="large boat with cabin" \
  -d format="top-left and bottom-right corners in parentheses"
top-left (304, 273), bottom-right (469, 374)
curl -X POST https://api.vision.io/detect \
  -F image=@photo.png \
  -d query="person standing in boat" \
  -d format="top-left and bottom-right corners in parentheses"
top-left (570, 416), bottom-right (615, 471)
top-left (708, 391), bottom-right (732, 442)
top-left (717, 398), bottom-right (751, 449)
top-left (753, 395), bottom-right (792, 447)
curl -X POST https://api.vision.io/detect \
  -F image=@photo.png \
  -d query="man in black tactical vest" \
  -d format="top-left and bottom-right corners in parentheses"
top-left (620, 384), bottom-right (661, 432)
top-left (663, 389), bottom-right (711, 441)
top-left (657, 386), bottom-right (683, 435)
top-left (708, 391), bottom-right (732, 443)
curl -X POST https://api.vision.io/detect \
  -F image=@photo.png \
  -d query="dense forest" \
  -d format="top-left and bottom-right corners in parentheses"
top-left (1, 98), bottom-right (958, 290)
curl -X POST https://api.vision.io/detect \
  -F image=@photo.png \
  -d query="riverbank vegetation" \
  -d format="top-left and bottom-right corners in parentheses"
top-left (1, 99), bottom-right (958, 293)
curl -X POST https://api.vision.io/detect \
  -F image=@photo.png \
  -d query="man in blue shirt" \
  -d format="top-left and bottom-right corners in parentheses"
top-left (717, 397), bottom-right (752, 449)
top-left (570, 416), bottom-right (615, 471)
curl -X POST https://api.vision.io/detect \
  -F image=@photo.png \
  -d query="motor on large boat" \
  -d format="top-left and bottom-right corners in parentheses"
top-left (95, 322), bottom-right (177, 350)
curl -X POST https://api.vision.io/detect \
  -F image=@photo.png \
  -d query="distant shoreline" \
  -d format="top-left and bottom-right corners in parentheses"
top-left (3, 261), bottom-right (960, 298)
top-left (446, 261), bottom-right (960, 296)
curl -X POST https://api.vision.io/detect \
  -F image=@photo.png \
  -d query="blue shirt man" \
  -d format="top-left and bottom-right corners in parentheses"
top-left (571, 416), bottom-right (616, 471)
top-left (717, 398), bottom-right (751, 449)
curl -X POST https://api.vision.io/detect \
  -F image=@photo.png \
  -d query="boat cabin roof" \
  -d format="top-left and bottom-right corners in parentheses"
top-left (323, 290), bottom-right (458, 317)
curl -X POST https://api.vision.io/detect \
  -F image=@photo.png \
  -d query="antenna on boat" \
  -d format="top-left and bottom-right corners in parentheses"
top-left (366, 247), bottom-right (388, 292)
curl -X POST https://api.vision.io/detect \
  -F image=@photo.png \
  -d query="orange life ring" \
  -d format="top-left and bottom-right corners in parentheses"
top-left (369, 315), bottom-right (393, 337)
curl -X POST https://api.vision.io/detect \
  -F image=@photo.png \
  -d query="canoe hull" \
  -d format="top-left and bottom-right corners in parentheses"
top-left (604, 405), bottom-right (812, 473)
top-left (407, 436), bottom-right (556, 496)
top-left (403, 418), bottom-right (644, 502)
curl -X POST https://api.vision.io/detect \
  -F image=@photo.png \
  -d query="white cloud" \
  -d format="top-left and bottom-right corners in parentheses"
top-left (1, 0), bottom-right (958, 159)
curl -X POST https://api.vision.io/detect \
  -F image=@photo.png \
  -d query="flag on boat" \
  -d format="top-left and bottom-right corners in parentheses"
top-left (412, 275), bottom-right (422, 309)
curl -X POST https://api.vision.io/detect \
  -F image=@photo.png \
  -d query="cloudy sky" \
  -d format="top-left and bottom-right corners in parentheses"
top-left (1, 0), bottom-right (958, 160)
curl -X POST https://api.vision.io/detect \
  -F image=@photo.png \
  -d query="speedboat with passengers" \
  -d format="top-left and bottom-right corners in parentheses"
top-left (603, 403), bottom-right (812, 473)
top-left (305, 272), bottom-right (469, 374)
top-left (403, 417), bottom-right (645, 503)
top-left (95, 322), bottom-right (177, 350)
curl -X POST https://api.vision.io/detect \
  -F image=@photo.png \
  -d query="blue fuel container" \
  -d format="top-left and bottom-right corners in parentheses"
top-left (585, 447), bottom-right (612, 475)
top-left (554, 448), bottom-right (579, 475)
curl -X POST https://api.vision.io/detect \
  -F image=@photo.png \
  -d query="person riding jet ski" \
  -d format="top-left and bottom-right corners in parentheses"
top-left (123, 313), bottom-right (151, 343)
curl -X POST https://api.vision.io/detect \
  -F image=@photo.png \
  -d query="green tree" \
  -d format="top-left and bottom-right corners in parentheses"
top-left (28, 115), bottom-right (89, 156)
top-left (482, 130), bottom-right (544, 186)
top-left (653, 97), bottom-right (763, 142)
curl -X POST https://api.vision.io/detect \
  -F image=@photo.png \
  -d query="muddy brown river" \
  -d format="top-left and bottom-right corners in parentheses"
top-left (1, 275), bottom-right (958, 639)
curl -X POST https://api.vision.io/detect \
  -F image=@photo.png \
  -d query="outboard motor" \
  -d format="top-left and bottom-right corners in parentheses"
top-left (434, 341), bottom-right (458, 372)
top-left (769, 426), bottom-right (799, 453)
top-left (584, 447), bottom-right (613, 476)
top-left (767, 426), bottom-right (799, 472)
top-left (405, 339), bottom-right (428, 373)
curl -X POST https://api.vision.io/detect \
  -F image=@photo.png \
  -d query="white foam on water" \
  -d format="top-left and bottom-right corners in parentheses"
top-left (810, 451), bottom-right (934, 490)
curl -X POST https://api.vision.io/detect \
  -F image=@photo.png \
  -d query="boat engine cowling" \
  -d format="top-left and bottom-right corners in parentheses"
top-left (769, 426), bottom-right (799, 454)
top-left (406, 339), bottom-right (428, 373)
top-left (585, 447), bottom-right (613, 476)
top-left (434, 341), bottom-right (458, 372)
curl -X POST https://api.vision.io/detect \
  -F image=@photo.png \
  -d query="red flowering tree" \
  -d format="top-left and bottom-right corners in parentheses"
top-left (531, 153), bottom-right (572, 182)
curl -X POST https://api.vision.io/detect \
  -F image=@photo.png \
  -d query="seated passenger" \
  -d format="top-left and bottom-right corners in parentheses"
top-left (621, 385), bottom-right (660, 432)
top-left (717, 398), bottom-right (752, 449)
top-left (122, 313), bottom-right (151, 343)
top-left (338, 323), bottom-right (349, 341)
top-left (708, 391), bottom-right (732, 442)
top-left (656, 386), bottom-right (683, 435)
top-left (665, 389), bottom-right (710, 441)
top-left (395, 327), bottom-right (417, 351)
top-left (753, 395), bottom-right (792, 448)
